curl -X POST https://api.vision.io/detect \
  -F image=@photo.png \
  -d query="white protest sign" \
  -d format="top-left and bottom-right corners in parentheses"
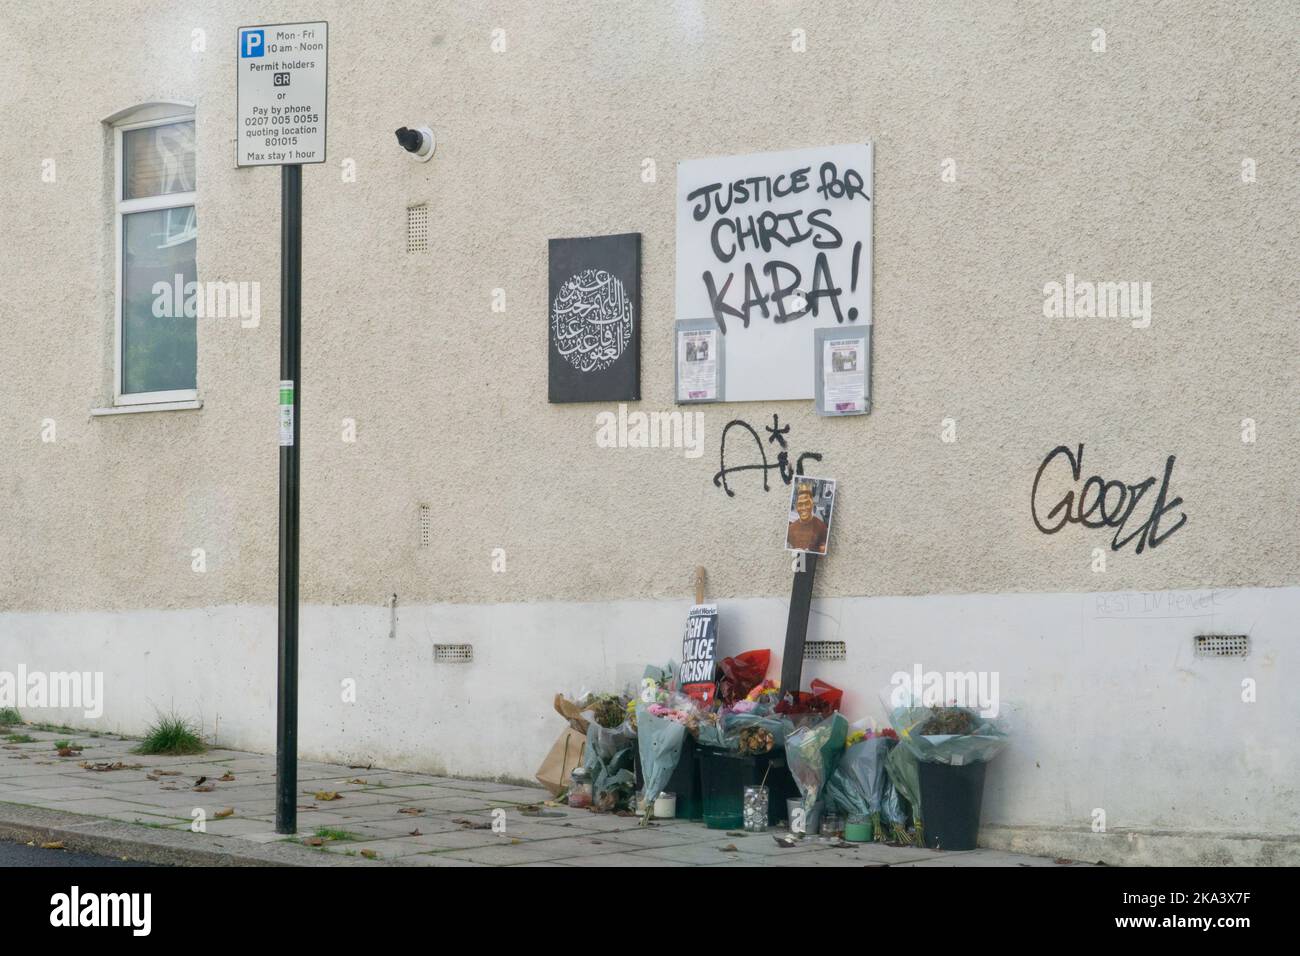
top-left (236, 22), bottom-right (328, 166)
top-left (676, 143), bottom-right (872, 402)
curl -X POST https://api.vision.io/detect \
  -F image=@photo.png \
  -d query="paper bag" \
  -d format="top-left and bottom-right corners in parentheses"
top-left (553, 693), bottom-right (591, 735)
top-left (535, 726), bottom-right (586, 795)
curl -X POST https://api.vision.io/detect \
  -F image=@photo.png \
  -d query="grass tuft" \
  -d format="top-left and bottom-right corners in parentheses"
top-left (0, 707), bottom-right (21, 727)
top-left (133, 713), bottom-right (206, 756)
top-left (314, 827), bottom-right (360, 842)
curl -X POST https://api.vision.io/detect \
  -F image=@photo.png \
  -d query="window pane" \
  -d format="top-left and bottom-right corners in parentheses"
top-left (123, 121), bottom-right (195, 200)
top-left (122, 207), bottom-right (197, 394)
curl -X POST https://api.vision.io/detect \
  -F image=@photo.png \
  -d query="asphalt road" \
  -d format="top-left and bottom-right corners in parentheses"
top-left (0, 838), bottom-right (157, 867)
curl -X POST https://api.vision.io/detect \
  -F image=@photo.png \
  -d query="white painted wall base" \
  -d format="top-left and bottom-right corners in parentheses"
top-left (2, 586), bottom-right (1296, 864)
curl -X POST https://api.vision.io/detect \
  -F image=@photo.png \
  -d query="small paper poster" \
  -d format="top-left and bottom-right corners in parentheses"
top-left (822, 336), bottom-right (865, 413)
top-left (677, 328), bottom-right (718, 401)
top-left (674, 318), bottom-right (723, 404)
top-left (680, 604), bottom-right (718, 706)
top-left (814, 326), bottom-right (870, 416)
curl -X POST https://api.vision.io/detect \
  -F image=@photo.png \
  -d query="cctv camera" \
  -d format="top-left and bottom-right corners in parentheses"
top-left (395, 126), bottom-right (436, 162)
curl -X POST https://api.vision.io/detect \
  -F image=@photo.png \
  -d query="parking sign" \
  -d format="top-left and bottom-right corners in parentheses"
top-left (236, 22), bottom-right (327, 166)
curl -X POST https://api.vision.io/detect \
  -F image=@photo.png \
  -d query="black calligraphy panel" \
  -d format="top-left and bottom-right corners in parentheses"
top-left (548, 233), bottom-right (641, 403)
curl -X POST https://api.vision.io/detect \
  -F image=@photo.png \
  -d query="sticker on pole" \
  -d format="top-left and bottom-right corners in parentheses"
top-left (237, 21), bottom-right (328, 166)
top-left (279, 380), bottom-right (295, 446)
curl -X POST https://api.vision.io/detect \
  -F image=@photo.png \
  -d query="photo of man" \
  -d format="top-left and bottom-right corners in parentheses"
top-left (785, 477), bottom-right (835, 555)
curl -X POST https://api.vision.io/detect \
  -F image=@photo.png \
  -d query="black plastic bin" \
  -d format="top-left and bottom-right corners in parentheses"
top-left (917, 759), bottom-right (988, 851)
top-left (696, 746), bottom-right (799, 828)
top-left (634, 735), bottom-right (703, 820)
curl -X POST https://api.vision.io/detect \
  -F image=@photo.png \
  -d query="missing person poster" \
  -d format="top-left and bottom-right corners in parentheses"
top-left (680, 604), bottom-right (718, 705)
top-left (822, 334), bottom-right (866, 414)
top-left (677, 327), bottom-right (719, 401)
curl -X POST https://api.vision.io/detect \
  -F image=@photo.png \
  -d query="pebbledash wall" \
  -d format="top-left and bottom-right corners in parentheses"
top-left (1, 2), bottom-right (1297, 864)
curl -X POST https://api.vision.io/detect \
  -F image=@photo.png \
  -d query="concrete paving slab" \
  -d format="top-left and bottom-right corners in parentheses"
top-left (389, 852), bottom-right (488, 867)
top-left (895, 849), bottom-right (1092, 866)
top-left (432, 836), bottom-right (633, 866)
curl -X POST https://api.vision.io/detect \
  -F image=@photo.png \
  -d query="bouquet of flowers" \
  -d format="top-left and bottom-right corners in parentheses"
top-left (825, 732), bottom-right (895, 841)
top-left (635, 702), bottom-right (687, 824)
top-left (578, 689), bottom-right (638, 811)
top-left (784, 711), bottom-right (849, 812)
top-left (884, 742), bottom-right (923, 844)
top-left (887, 698), bottom-right (1010, 766)
top-left (715, 650), bottom-right (771, 706)
top-left (775, 679), bottom-right (843, 720)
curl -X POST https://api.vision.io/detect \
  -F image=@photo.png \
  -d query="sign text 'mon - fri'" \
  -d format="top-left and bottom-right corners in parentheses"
top-left (236, 22), bottom-right (328, 167)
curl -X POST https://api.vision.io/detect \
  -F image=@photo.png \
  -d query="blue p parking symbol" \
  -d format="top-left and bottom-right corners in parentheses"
top-left (241, 29), bottom-right (265, 57)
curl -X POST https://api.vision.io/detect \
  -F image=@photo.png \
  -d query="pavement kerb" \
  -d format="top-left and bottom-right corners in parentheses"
top-left (0, 801), bottom-right (383, 867)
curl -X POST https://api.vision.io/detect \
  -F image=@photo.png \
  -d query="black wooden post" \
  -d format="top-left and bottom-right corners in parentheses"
top-left (779, 553), bottom-right (817, 696)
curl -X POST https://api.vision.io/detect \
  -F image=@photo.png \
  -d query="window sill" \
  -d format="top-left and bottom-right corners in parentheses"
top-left (91, 399), bottom-right (203, 417)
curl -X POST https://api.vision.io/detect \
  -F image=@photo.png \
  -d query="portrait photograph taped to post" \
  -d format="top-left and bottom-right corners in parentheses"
top-left (784, 477), bottom-right (836, 556)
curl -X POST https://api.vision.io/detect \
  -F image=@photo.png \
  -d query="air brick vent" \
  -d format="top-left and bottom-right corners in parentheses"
top-left (406, 203), bottom-right (429, 253)
top-left (804, 640), bottom-right (846, 661)
top-left (1195, 634), bottom-right (1248, 658)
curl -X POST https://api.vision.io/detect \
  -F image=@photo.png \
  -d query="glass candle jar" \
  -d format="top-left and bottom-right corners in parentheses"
top-left (742, 785), bottom-right (769, 832)
top-left (821, 812), bottom-right (845, 840)
top-left (844, 814), bottom-right (872, 842)
top-left (567, 767), bottom-right (593, 809)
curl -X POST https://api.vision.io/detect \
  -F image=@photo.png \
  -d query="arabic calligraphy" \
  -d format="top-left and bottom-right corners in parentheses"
top-left (551, 268), bottom-right (633, 374)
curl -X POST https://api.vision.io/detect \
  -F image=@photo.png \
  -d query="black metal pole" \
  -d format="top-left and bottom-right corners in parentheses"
top-left (275, 164), bottom-right (302, 834)
top-left (779, 553), bottom-right (817, 697)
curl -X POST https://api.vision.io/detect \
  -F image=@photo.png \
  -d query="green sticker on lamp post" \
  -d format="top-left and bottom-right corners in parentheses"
top-left (279, 380), bottom-right (294, 446)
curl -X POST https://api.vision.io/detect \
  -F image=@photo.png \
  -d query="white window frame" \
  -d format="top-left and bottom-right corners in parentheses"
top-left (113, 111), bottom-right (197, 407)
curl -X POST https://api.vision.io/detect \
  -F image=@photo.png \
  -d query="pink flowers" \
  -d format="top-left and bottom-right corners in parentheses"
top-left (648, 703), bottom-right (691, 725)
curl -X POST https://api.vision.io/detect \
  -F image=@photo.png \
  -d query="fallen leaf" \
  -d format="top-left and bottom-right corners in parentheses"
top-left (192, 784), bottom-right (215, 793)
top-left (719, 844), bottom-right (738, 852)
top-left (398, 807), bottom-right (422, 815)
top-left (215, 808), bottom-right (234, 819)
top-left (56, 748), bottom-right (76, 757)
top-left (314, 791), bottom-right (341, 801)
top-left (41, 841), bottom-right (65, 850)
top-left (408, 829), bottom-right (422, 837)
top-left (80, 761), bottom-right (143, 772)
top-left (302, 836), bottom-right (324, 847)
top-left (346, 778), bottom-right (367, 785)
top-left (218, 773), bottom-right (235, 782)
top-left (154, 770), bottom-right (181, 776)
top-left (1054, 857), bottom-right (1073, 865)
top-left (359, 849), bottom-right (378, 859)
top-left (451, 817), bottom-right (491, 830)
